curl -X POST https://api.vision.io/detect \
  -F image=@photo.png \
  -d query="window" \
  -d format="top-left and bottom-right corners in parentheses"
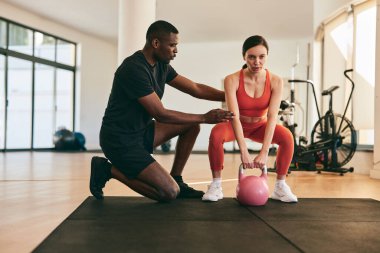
top-left (321, 0), bottom-right (376, 147)
top-left (34, 32), bottom-right (56, 61)
top-left (57, 39), bottom-right (76, 66)
top-left (9, 23), bottom-right (33, 55)
top-left (323, 12), bottom-right (353, 116)
top-left (0, 20), bottom-right (6, 48)
top-left (34, 64), bottom-right (55, 148)
top-left (353, 2), bottom-right (376, 146)
top-left (0, 54), bottom-right (5, 150)
top-left (56, 69), bottom-right (74, 130)
top-left (6, 57), bottom-right (33, 149)
top-left (330, 16), bottom-right (353, 62)
top-left (0, 17), bottom-right (76, 150)
top-left (355, 6), bottom-right (376, 87)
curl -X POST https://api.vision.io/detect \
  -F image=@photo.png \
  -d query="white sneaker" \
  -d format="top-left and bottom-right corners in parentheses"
top-left (271, 182), bottom-right (298, 203)
top-left (202, 184), bottom-right (223, 202)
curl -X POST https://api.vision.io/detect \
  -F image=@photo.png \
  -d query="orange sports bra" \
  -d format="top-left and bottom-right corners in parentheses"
top-left (237, 69), bottom-right (271, 118)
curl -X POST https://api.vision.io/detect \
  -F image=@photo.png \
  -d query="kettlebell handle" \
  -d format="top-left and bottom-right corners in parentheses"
top-left (238, 164), bottom-right (267, 180)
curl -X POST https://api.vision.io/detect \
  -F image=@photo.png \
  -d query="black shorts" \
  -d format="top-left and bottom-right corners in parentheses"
top-left (100, 121), bottom-right (156, 179)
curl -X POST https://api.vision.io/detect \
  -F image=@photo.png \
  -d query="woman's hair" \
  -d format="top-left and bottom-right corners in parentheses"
top-left (242, 35), bottom-right (269, 69)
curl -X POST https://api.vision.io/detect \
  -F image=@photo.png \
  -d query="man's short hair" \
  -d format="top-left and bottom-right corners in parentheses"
top-left (146, 20), bottom-right (178, 43)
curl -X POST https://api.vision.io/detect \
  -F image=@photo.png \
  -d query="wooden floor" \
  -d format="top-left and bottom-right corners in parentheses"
top-left (1, 151), bottom-right (380, 253)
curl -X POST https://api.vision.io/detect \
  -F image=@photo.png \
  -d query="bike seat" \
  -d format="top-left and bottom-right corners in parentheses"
top-left (322, 85), bottom-right (339, 96)
top-left (280, 100), bottom-right (290, 110)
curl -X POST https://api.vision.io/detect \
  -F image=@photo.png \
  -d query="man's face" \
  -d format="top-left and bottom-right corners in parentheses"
top-left (153, 32), bottom-right (178, 64)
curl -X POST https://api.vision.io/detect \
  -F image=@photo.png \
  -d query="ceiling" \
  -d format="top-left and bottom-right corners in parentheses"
top-left (1, 0), bottom-right (314, 44)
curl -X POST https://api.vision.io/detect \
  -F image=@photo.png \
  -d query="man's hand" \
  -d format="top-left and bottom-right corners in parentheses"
top-left (204, 109), bottom-right (234, 123)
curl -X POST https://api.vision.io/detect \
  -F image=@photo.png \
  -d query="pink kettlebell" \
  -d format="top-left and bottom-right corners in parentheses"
top-left (236, 164), bottom-right (269, 206)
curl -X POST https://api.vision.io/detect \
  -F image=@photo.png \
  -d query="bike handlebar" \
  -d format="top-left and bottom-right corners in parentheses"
top-left (288, 79), bottom-right (314, 85)
top-left (287, 69), bottom-right (355, 126)
top-left (344, 69), bottom-right (354, 88)
top-left (338, 69), bottom-right (355, 133)
top-left (288, 79), bottom-right (322, 120)
top-left (344, 69), bottom-right (353, 75)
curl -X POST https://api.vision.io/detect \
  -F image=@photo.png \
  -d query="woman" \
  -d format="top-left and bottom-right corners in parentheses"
top-left (202, 35), bottom-right (297, 203)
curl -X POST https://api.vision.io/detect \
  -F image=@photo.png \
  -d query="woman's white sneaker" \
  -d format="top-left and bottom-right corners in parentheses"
top-left (271, 182), bottom-right (298, 203)
top-left (202, 184), bottom-right (223, 202)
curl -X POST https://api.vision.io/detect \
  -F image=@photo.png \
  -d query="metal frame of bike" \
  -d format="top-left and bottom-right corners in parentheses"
top-left (272, 70), bottom-right (357, 175)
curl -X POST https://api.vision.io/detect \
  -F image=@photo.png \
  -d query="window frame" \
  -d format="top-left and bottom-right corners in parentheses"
top-left (0, 16), bottom-right (77, 151)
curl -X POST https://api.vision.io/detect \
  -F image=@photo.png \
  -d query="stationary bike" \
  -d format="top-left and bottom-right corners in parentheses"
top-left (270, 69), bottom-right (357, 175)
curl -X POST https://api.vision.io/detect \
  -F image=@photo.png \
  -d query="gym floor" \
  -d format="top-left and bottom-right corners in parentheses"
top-left (0, 150), bottom-right (378, 253)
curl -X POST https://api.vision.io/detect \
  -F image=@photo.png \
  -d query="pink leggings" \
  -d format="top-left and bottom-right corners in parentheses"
top-left (208, 121), bottom-right (294, 175)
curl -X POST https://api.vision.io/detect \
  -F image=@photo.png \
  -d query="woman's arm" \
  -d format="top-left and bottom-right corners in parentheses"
top-left (253, 75), bottom-right (283, 168)
top-left (224, 74), bottom-right (253, 168)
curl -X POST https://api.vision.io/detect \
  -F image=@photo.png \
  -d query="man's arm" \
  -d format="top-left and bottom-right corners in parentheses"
top-left (168, 75), bottom-right (225, 102)
top-left (138, 92), bottom-right (233, 124)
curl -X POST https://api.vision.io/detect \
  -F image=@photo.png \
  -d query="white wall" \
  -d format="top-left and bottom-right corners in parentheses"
top-left (370, 0), bottom-right (380, 178)
top-left (0, 2), bottom-right (118, 150)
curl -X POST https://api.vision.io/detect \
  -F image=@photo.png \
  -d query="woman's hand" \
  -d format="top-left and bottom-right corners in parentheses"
top-left (253, 150), bottom-right (268, 169)
top-left (241, 149), bottom-right (254, 169)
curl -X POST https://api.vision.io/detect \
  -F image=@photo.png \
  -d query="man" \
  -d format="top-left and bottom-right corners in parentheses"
top-left (90, 20), bottom-right (233, 201)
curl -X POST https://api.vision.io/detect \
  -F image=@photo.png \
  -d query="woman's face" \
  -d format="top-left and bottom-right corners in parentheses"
top-left (244, 45), bottom-right (268, 73)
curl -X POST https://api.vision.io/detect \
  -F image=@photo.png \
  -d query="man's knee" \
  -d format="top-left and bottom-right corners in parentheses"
top-left (187, 123), bottom-right (200, 136)
top-left (158, 184), bottom-right (180, 201)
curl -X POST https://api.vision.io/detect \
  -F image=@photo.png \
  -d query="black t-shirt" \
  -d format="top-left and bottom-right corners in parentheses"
top-left (101, 50), bottom-right (178, 137)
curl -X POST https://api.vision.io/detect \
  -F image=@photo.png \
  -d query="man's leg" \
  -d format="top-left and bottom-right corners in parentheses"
top-left (90, 122), bottom-right (202, 200)
top-left (112, 161), bottom-right (179, 201)
top-left (154, 122), bottom-right (204, 198)
top-left (90, 157), bottom-right (179, 201)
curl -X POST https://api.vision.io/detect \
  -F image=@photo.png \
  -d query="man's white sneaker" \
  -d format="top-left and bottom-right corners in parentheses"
top-left (202, 184), bottom-right (223, 202)
top-left (271, 182), bottom-right (298, 203)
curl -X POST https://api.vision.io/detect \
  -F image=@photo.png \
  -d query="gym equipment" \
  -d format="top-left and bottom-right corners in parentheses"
top-left (53, 128), bottom-right (76, 150)
top-left (53, 128), bottom-right (87, 151)
top-left (271, 69), bottom-right (357, 175)
top-left (236, 164), bottom-right (269, 206)
top-left (160, 140), bottom-right (171, 153)
top-left (74, 132), bottom-right (87, 151)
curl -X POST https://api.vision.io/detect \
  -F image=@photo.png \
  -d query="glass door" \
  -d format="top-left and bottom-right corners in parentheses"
top-left (0, 55), bottom-right (5, 150)
top-left (55, 69), bottom-right (74, 131)
top-left (33, 64), bottom-right (55, 148)
top-left (6, 57), bottom-right (32, 149)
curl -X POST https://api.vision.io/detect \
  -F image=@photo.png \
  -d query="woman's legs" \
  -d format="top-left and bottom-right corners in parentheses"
top-left (208, 122), bottom-right (236, 173)
top-left (246, 123), bottom-right (297, 202)
top-left (270, 125), bottom-right (294, 177)
top-left (266, 125), bottom-right (297, 202)
top-left (203, 122), bottom-right (236, 201)
top-left (245, 123), bottom-right (294, 177)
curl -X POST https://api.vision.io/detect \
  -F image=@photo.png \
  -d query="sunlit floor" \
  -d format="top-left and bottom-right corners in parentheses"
top-left (0, 151), bottom-right (378, 253)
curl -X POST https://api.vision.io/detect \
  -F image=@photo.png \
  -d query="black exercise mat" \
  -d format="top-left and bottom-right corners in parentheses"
top-left (248, 198), bottom-right (380, 221)
top-left (246, 198), bottom-right (380, 253)
top-left (33, 197), bottom-right (380, 253)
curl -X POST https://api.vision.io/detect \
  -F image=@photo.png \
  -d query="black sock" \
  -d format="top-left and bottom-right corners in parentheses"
top-left (172, 175), bottom-right (183, 183)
